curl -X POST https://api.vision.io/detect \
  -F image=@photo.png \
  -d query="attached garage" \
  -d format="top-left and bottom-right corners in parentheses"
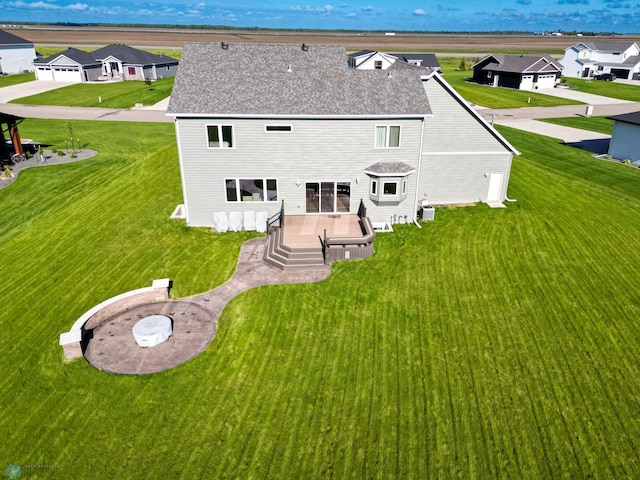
top-left (51, 67), bottom-right (82, 82)
top-left (535, 74), bottom-right (557, 89)
top-left (35, 66), bottom-right (53, 81)
top-left (611, 68), bottom-right (631, 80)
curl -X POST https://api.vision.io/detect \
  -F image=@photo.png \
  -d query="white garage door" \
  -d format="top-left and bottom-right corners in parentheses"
top-left (52, 67), bottom-right (82, 82)
top-left (520, 74), bottom-right (534, 90)
top-left (36, 67), bottom-right (54, 81)
top-left (536, 74), bottom-right (556, 89)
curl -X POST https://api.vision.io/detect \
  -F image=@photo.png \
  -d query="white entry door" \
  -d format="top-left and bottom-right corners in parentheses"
top-left (487, 173), bottom-right (503, 202)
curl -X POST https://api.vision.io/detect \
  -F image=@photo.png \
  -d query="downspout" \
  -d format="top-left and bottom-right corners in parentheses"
top-left (413, 116), bottom-right (426, 229)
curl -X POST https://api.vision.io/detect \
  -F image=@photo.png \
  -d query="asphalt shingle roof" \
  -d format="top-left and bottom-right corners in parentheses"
top-left (608, 110), bottom-right (640, 126)
top-left (364, 162), bottom-right (416, 175)
top-left (478, 54), bottom-right (561, 74)
top-left (92, 44), bottom-right (178, 65)
top-left (35, 47), bottom-right (100, 66)
top-left (168, 42), bottom-right (432, 117)
top-left (580, 41), bottom-right (636, 52)
top-left (0, 30), bottom-right (32, 46)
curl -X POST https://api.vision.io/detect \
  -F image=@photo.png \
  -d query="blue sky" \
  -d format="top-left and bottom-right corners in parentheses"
top-left (3, 1), bottom-right (640, 33)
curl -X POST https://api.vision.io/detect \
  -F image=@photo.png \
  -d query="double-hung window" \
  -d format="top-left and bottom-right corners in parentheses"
top-left (375, 125), bottom-right (401, 148)
top-left (207, 125), bottom-right (234, 148)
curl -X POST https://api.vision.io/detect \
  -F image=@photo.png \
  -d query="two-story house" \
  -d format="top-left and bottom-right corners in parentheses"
top-left (559, 41), bottom-right (640, 79)
top-left (167, 42), bottom-right (518, 231)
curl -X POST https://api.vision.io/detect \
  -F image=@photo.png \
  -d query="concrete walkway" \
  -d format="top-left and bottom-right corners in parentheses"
top-left (85, 238), bottom-right (330, 374)
top-left (531, 86), bottom-right (633, 105)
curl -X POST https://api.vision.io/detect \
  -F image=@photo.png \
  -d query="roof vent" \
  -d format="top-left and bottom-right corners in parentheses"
top-left (221, 42), bottom-right (229, 50)
top-left (287, 64), bottom-right (293, 73)
top-left (302, 43), bottom-right (309, 52)
top-left (387, 72), bottom-right (393, 79)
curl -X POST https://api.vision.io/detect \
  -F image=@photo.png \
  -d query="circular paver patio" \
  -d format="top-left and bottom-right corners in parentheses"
top-left (82, 238), bottom-right (331, 375)
top-left (85, 301), bottom-right (216, 375)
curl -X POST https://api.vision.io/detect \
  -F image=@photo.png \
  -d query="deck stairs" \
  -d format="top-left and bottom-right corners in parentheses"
top-left (263, 226), bottom-right (327, 271)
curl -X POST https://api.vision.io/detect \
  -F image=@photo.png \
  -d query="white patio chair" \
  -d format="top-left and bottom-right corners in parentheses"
top-left (229, 211), bottom-right (243, 232)
top-left (213, 211), bottom-right (229, 233)
top-left (255, 211), bottom-right (268, 233)
top-left (243, 211), bottom-right (256, 231)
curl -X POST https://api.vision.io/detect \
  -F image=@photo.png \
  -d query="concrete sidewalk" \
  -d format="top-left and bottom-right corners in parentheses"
top-left (531, 86), bottom-right (632, 105)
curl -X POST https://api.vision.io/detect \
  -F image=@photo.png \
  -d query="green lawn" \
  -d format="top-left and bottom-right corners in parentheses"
top-left (1, 120), bottom-right (639, 478)
top-left (442, 70), bottom-right (584, 108)
top-left (9, 77), bottom-right (174, 108)
top-left (538, 115), bottom-right (615, 135)
top-left (0, 72), bottom-right (35, 87)
top-left (561, 77), bottom-right (640, 102)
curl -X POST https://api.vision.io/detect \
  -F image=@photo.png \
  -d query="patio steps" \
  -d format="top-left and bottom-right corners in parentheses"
top-left (264, 226), bottom-right (327, 271)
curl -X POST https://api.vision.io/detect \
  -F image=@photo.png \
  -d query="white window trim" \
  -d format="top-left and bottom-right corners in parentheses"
top-left (206, 124), bottom-right (235, 149)
top-left (224, 178), bottom-right (279, 203)
top-left (382, 181), bottom-right (399, 196)
top-left (402, 179), bottom-right (407, 195)
top-left (370, 179), bottom-right (377, 196)
top-left (374, 125), bottom-right (401, 149)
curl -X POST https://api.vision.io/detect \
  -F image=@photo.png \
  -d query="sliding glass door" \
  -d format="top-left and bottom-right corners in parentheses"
top-left (305, 181), bottom-right (350, 213)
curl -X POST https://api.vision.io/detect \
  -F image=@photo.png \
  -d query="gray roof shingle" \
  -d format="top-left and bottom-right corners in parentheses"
top-left (477, 54), bottom-right (561, 74)
top-left (168, 43), bottom-right (431, 117)
top-left (34, 47), bottom-right (100, 66)
top-left (0, 30), bottom-right (32, 46)
top-left (608, 110), bottom-right (640, 126)
top-left (92, 44), bottom-right (178, 65)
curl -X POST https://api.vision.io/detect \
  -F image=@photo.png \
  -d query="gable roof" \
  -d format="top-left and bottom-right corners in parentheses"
top-left (475, 54), bottom-right (562, 74)
top-left (34, 47), bottom-right (100, 66)
top-left (389, 53), bottom-right (440, 69)
top-left (577, 41), bottom-right (637, 53)
top-left (421, 70), bottom-right (520, 155)
top-left (168, 43), bottom-right (432, 118)
top-left (0, 30), bottom-right (32, 46)
top-left (608, 110), bottom-right (640, 126)
top-left (92, 44), bottom-right (178, 65)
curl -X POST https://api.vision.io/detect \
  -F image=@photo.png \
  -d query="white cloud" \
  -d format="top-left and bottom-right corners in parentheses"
top-left (413, 8), bottom-right (428, 15)
top-left (361, 5), bottom-right (373, 11)
top-left (291, 5), bottom-right (302, 10)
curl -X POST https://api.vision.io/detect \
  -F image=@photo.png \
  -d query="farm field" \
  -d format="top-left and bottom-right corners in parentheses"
top-left (1, 119), bottom-right (639, 478)
top-left (14, 25), bottom-right (640, 53)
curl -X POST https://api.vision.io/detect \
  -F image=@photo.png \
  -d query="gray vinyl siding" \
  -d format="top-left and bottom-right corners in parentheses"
top-left (420, 153), bottom-right (512, 204)
top-left (176, 117), bottom-right (424, 226)
top-left (418, 76), bottom-right (514, 203)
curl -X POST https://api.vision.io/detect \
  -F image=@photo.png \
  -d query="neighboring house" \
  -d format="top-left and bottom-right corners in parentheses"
top-left (472, 54), bottom-right (562, 90)
top-left (0, 30), bottom-right (36, 74)
top-left (348, 50), bottom-right (440, 70)
top-left (92, 44), bottom-right (178, 81)
top-left (389, 52), bottom-right (440, 71)
top-left (607, 111), bottom-right (640, 164)
top-left (559, 41), bottom-right (640, 79)
top-left (348, 50), bottom-right (398, 70)
top-left (33, 44), bottom-right (178, 82)
top-left (34, 48), bottom-right (102, 82)
top-left (167, 42), bottom-right (518, 228)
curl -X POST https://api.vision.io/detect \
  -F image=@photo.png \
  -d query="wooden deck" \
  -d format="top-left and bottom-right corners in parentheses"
top-left (282, 214), bottom-right (364, 248)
